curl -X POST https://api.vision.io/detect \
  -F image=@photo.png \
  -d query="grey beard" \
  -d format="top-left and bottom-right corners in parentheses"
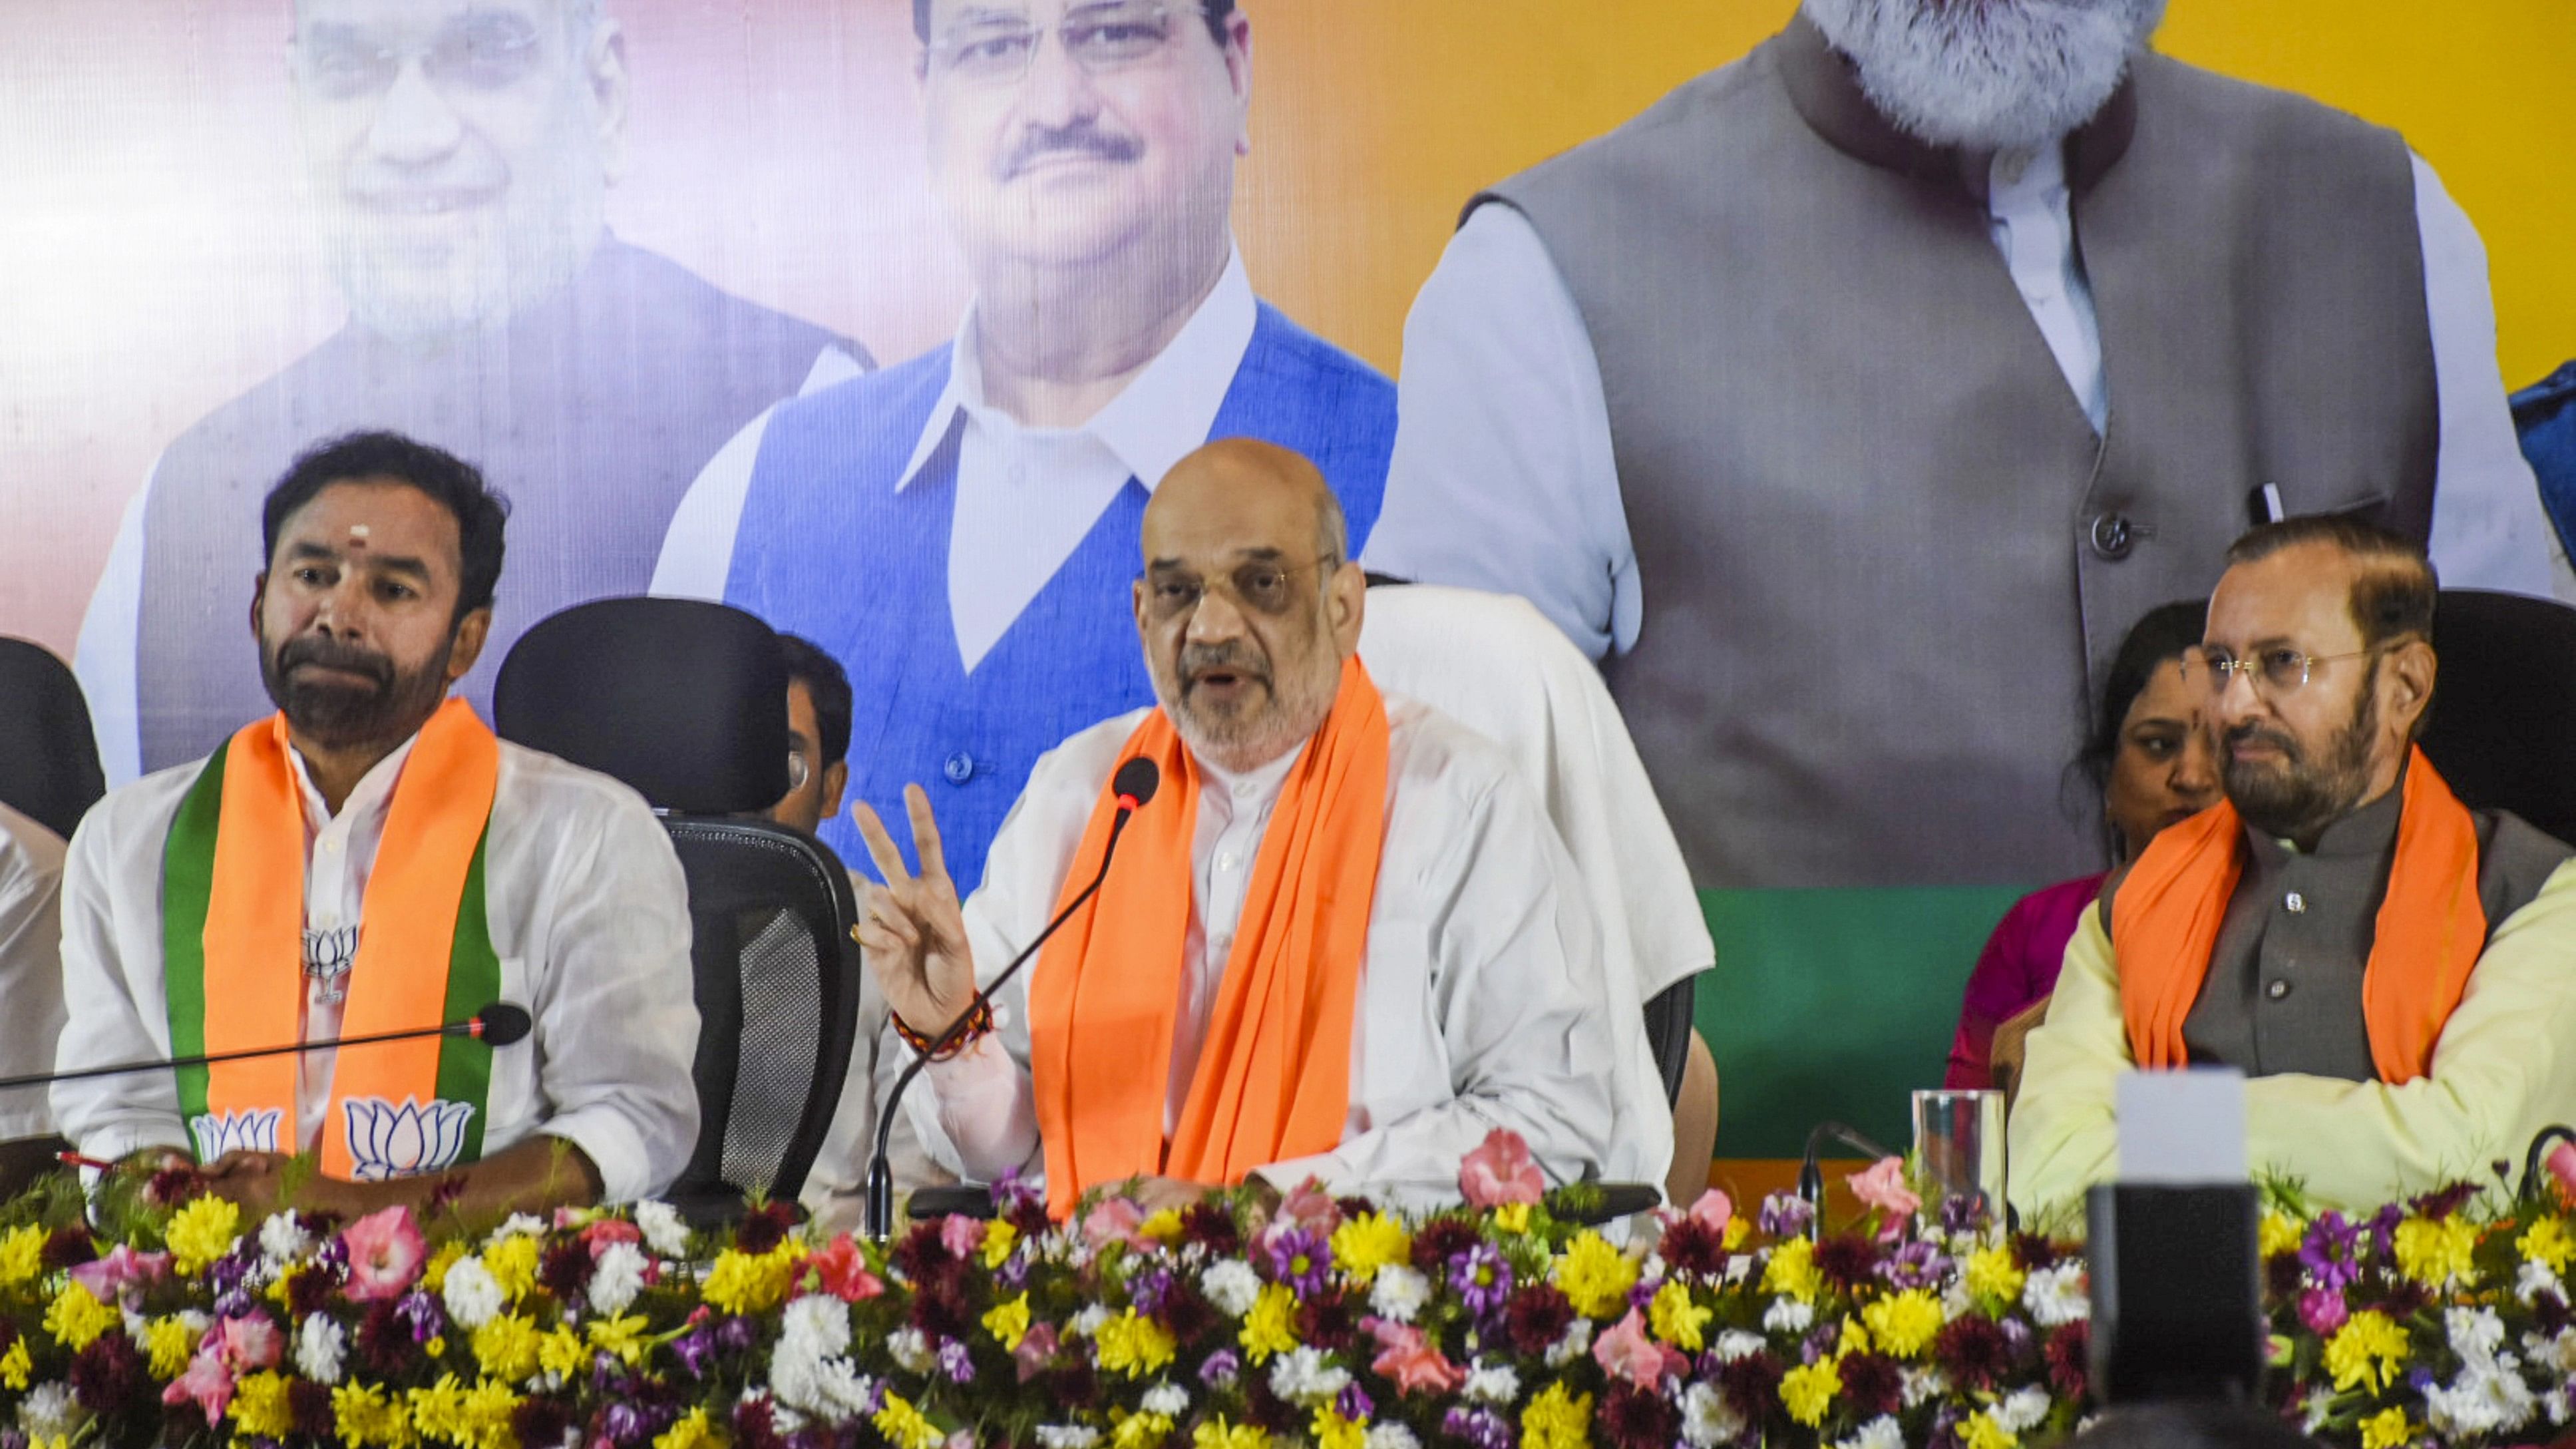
top-left (1801, 0), bottom-right (2166, 152)
top-left (2223, 681), bottom-right (2384, 844)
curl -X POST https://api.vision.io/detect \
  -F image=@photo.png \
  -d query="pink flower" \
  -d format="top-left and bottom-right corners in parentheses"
top-left (1592, 1307), bottom-right (1682, 1389)
top-left (809, 1235), bottom-right (885, 1303)
top-left (69, 1245), bottom-right (170, 1306)
top-left (1685, 1189), bottom-right (1734, 1233)
top-left (1081, 1197), bottom-right (1150, 1251)
top-left (2299, 1287), bottom-right (2350, 1337)
top-left (219, 1311), bottom-right (284, 1371)
top-left (1368, 1319), bottom-right (1467, 1396)
top-left (1013, 1322), bottom-right (1060, 1384)
top-left (337, 1205), bottom-right (429, 1302)
top-left (2549, 1142), bottom-right (2576, 1205)
top-left (1459, 1128), bottom-right (1545, 1208)
top-left (1846, 1157), bottom-right (1921, 1235)
top-left (942, 1215), bottom-right (987, 1259)
top-left (1272, 1181), bottom-right (1344, 1241)
top-left (162, 1346), bottom-right (234, 1425)
top-left (582, 1218), bottom-right (644, 1258)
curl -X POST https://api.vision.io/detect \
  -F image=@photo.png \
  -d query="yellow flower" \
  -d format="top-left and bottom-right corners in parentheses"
top-left (539, 1325), bottom-right (591, 1379)
top-left (1557, 1231), bottom-right (1640, 1318)
top-left (2360, 1406), bottom-right (2413, 1449)
top-left (1114, 1412), bottom-right (1175, 1449)
top-left (335, 1382), bottom-right (414, 1448)
top-left (1962, 1247), bottom-right (2026, 1309)
top-left (231, 1370), bottom-right (296, 1440)
top-left (2521, 1217), bottom-right (2575, 1275)
top-left (0, 1225), bottom-right (47, 1287)
top-left (1194, 1418), bottom-right (1272, 1449)
top-left (874, 1391), bottom-right (944, 1449)
top-left (2325, 1311), bottom-right (2410, 1394)
top-left (1779, 1358), bottom-right (1841, 1427)
top-left (587, 1313), bottom-right (652, 1366)
top-left (703, 1246), bottom-right (799, 1316)
top-left (1837, 1317), bottom-right (1872, 1358)
top-left (1648, 1281), bottom-right (1712, 1352)
top-left (1241, 1283), bottom-right (1298, 1363)
top-left (657, 1408), bottom-right (724, 1449)
top-left (1312, 1406), bottom-right (1368, 1449)
top-left (1521, 1381), bottom-right (1594, 1449)
top-left (1958, 1409), bottom-right (2018, 1449)
top-left (1097, 1307), bottom-right (1177, 1378)
top-left (1330, 1213), bottom-right (1412, 1286)
top-left (483, 1236), bottom-right (540, 1301)
top-left (0, 1337), bottom-right (31, 1390)
top-left (421, 1241), bottom-right (468, 1295)
top-left (1142, 1210), bottom-right (1185, 1245)
top-left (2393, 1216), bottom-right (2480, 1289)
top-left (145, 1315), bottom-right (200, 1378)
top-left (44, 1283), bottom-right (118, 1351)
top-left (1493, 1203), bottom-right (1535, 1235)
top-left (165, 1195), bottom-right (242, 1275)
top-left (425, 1336), bottom-right (447, 1360)
top-left (1861, 1289), bottom-right (1945, 1360)
top-left (472, 1313), bottom-right (544, 1385)
top-left (1761, 1237), bottom-right (1821, 1304)
top-left (1722, 1217), bottom-right (1749, 1252)
top-left (408, 1374), bottom-right (518, 1449)
top-left (984, 1292), bottom-right (1033, 1351)
top-left (982, 1219), bottom-right (1020, 1269)
top-left (2259, 1212), bottom-right (2307, 1259)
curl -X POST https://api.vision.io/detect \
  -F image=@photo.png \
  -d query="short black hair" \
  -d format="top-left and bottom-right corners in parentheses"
top-left (912, 0), bottom-right (1235, 47)
top-left (777, 632), bottom-right (853, 769)
top-left (2077, 598), bottom-right (2209, 793)
top-left (2068, 1402), bottom-right (2323, 1449)
top-left (261, 431), bottom-right (510, 623)
top-left (2225, 514), bottom-right (2438, 651)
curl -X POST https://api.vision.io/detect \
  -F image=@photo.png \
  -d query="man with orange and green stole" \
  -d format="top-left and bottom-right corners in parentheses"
top-left (852, 438), bottom-right (1664, 1216)
top-left (53, 431), bottom-right (699, 1218)
top-left (2012, 517), bottom-right (2576, 1215)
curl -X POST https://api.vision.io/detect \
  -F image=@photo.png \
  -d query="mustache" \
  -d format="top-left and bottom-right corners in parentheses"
top-left (275, 635), bottom-right (395, 688)
top-left (996, 120), bottom-right (1144, 181)
top-left (1180, 642), bottom-right (1268, 688)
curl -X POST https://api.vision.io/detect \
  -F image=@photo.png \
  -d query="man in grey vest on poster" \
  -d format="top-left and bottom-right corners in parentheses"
top-left (1361, 0), bottom-right (2557, 893)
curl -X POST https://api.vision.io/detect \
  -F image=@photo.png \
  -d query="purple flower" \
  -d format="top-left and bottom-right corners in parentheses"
top-left (1442, 1406), bottom-right (1515, 1449)
top-left (1939, 1195), bottom-right (1988, 1235)
top-left (938, 1339), bottom-right (977, 1384)
top-left (2366, 1205), bottom-right (2406, 1259)
top-left (1199, 1350), bottom-right (1240, 1387)
top-left (716, 1317), bottom-right (758, 1354)
top-left (1449, 1243), bottom-right (1514, 1317)
top-left (2300, 1213), bottom-right (2362, 1291)
top-left (992, 1167), bottom-right (1043, 1217)
top-left (214, 1287), bottom-right (256, 1318)
top-left (1268, 1229), bottom-right (1330, 1297)
top-left (1877, 1239), bottom-right (1951, 1291)
top-left (671, 1328), bottom-right (715, 1379)
top-left (996, 1253), bottom-right (1033, 1293)
top-left (1803, 1323), bottom-right (1839, 1363)
top-left (1999, 1318), bottom-right (2033, 1356)
top-left (395, 1289), bottom-right (445, 1345)
top-left (1131, 1265), bottom-right (1175, 1315)
top-left (1759, 1193), bottom-right (1814, 1239)
top-left (1338, 1383), bottom-right (1375, 1422)
top-left (602, 1402), bottom-right (649, 1446)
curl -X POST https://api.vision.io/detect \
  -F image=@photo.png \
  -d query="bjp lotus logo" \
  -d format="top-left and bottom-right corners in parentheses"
top-left (188, 1108), bottom-right (283, 1161)
top-left (341, 1097), bottom-right (476, 1181)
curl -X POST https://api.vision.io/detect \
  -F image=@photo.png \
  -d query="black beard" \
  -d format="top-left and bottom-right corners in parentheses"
top-left (2221, 662), bottom-right (2382, 841)
top-left (260, 633), bottom-right (453, 751)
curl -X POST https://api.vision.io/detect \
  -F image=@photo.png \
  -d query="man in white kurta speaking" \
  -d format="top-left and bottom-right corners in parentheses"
top-left (852, 438), bottom-right (1655, 1215)
top-left (55, 431), bottom-right (699, 1215)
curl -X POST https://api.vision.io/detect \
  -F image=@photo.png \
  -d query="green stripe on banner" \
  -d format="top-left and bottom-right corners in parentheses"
top-left (433, 830), bottom-right (501, 1165)
top-left (160, 742), bottom-right (232, 1141)
top-left (1694, 883), bottom-right (2034, 1158)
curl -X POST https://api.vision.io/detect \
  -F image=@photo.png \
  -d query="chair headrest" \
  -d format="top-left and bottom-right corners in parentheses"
top-left (0, 637), bottom-right (105, 840)
top-left (493, 598), bottom-right (788, 815)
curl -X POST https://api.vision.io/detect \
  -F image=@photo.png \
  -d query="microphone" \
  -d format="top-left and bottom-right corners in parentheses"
top-left (0, 1002), bottom-right (534, 1096)
top-left (1796, 1120), bottom-right (1899, 1240)
top-left (866, 757), bottom-right (1161, 1239)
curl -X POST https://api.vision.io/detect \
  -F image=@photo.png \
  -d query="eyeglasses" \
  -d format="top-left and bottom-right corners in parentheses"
top-left (1142, 556), bottom-right (1337, 623)
top-left (297, 15), bottom-right (546, 101)
top-left (926, 2), bottom-right (1198, 85)
top-left (2194, 645), bottom-right (2383, 700)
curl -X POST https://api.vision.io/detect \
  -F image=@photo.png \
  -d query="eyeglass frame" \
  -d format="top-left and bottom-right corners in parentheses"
top-left (2192, 642), bottom-right (2396, 700)
top-left (1138, 553), bottom-right (1344, 624)
top-left (293, 13), bottom-right (552, 102)
top-left (918, 1), bottom-right (1220, 86)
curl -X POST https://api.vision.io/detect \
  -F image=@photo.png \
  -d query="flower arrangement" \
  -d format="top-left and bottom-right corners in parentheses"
top-left (3, 1135), bottom-right (2575, 1449)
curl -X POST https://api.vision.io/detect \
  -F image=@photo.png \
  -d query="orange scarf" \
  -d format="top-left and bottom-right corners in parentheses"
top-left (190, 700), bottom-right (500, 1177)
top-left (2113, 745), bottom-right (2484, 1084)
top-left (1029, 656), bottom-right (1389, 1217)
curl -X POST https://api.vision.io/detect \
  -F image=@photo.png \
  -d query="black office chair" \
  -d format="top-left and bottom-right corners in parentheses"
top-left (2420, 589), bottom-right (2576, 848)
top-left (493, 597), bottom-right (860, 1223)
top-left (0, 638), bottom-right (105, 841)
top-left (1644, 976), bottom-right (1695, 1106)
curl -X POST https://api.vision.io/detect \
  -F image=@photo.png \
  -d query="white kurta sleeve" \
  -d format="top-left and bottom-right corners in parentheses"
top-left (51, 793), bottom-right (192, 1162)
top-left (0, 809), bottom-right (67, 1140)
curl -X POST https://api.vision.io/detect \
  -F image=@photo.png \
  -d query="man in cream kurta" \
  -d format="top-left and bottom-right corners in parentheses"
top-left (853, 439), bottom-right (1660, 1210)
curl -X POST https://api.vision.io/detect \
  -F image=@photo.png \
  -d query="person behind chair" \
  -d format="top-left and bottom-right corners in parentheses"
top-left (55, 431), bottom-right (699, 1217)
top-left (2012, 517), bottom-right (2576, 1214)
top-left (1946, 599), bottom-right (2217, 1088)
top-left (852, 438), bottom-right (1652, 1214)
top-left (0, 801), bottom-right (68, 1191)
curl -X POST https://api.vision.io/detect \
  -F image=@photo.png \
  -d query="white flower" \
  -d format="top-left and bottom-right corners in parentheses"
top-left (2517, 1259), bottom-right (2563, 1305)
top-left (1830, 1415), bottom-right (1904, 1449)
top-left (2449, 1306), bottom-right (2509, 1368)
top-left (19, 1383), bottom-right (85, 1440)
top-left (1370, 1265), bottom-right (1430, 1324)
top-left (1544, 1318), bottom-right (1594, 1369)
top-left (260, 1211), bottom-right (313, 1265)
top-left (781, 1295), bottom-right (853, 1360)
top-left (1200, 1260), bottom-right (1262, 1318)
top-left (588, 1242), bottom-right (649, 1317)
top-left (442, 1256), bottom-right (506, 1331)
top-left (2299, 1391), bottom-right (2334, 1436)
top-left (2022, 1261), bottom-right (2089, 1327)
top-left (1901, 1366), bottom-right (1950, 1409)
top-left (1462, 1362), bottom-right (1521, 1406)
top-left (1680, 1382), bottom-right (1745, 1449)
top-left (2424, 1362), bottom-right (2538, 1438)
top-left (634, 1201), bottom-right (693, 1260)
top-left (1996, 1386), bottom-right (2054, 1434)
top-left (1712, 1330), bottom-right (1766, 1363)
top-left (1067, 1305), bottom-right (1112, 1339)
top-left (1267, 1346), bottom-right (1352, 1406)
top-left (1140, 1383), bottom-right (1189, 1418)
top-left (488, 1213), bottom-right (549, 1243)
top-left (1366, 1424), bottom-right (1423, 1449)
top-left (1035, 1429), bottom-right (1102, 1449)
top-left (1763, 1296), bottom-right (1815, 1334)
top-left (886, 1326), bottom-right (935, 1372)
top-left (296, 1314), bottom-right (347, 1384)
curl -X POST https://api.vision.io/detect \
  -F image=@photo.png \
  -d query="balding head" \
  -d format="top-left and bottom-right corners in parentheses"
top-left (1135, 439), bottom-right (1364, 772)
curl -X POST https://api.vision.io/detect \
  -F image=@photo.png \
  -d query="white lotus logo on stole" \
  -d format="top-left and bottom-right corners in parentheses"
top-left (341, 1097), bottom-right (476, 1181)
top-left (189, 1109), bottom-right (282, 1161)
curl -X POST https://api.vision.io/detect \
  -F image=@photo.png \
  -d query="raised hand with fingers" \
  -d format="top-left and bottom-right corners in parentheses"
top-left (850, 784), bottom-right (982, 1046)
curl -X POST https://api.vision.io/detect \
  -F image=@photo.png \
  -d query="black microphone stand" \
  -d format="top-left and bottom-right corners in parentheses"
top-left (0, 1005), bottom-right (530, 1095)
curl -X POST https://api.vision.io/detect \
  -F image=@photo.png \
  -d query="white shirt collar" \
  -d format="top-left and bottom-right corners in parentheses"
top-left (1191, 733), bottom-right (1307, 807)
top-left (286, 729), bottom-right (420, 832)
top-left (898, 244), bottom-right (1260, 493)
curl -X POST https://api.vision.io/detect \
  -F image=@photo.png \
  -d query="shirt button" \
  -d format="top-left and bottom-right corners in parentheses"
top-left (2090, 513), bottom-right (2137, 560)
top-left (942, 752), bottom-right (976, 785)
top-left (2285, 892), bottom-right (2306, 914)
top-left (1216, 851), bottom-right (1238, 873)
top-left (2266, 979), bottom-right (2292, 1001)
top-left (322, 837), bottom-right (343, 855)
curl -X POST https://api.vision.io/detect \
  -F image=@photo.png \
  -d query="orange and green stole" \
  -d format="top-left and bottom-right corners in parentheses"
top-left (161, 698), bottom-right (504, 1179)
top-left (1028, 657), bottom-right (1391, 1219)
top-left (2114, 745), bottom-right (2486, 1084)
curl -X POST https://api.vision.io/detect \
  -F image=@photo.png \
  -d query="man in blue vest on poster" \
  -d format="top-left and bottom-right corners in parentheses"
top-left (654, 0), bottom-right (1394, 889)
